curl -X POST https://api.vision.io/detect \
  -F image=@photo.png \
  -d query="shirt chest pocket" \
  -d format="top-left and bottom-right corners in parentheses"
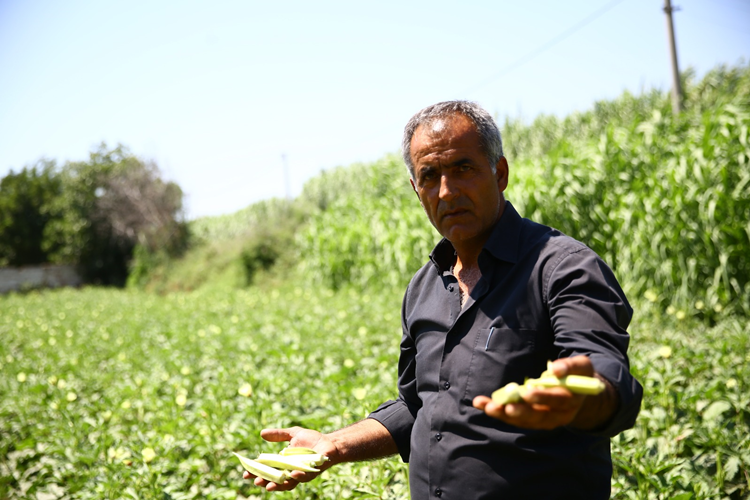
top-left (462, 327), bottom-right (544, 402)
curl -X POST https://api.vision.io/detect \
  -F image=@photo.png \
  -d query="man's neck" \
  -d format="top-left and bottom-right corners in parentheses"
top-left (453, 248), bottom-right (481, 271)
top-left (454, 257), bottom-right (482, 304)
top-left (450, 198), bottom-right (506, 269)
top-left (451, 228), bottom-right (491, 271)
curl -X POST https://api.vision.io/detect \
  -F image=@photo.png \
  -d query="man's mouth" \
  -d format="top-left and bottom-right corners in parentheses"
top-left (441, 209), bottom-right (469, 220)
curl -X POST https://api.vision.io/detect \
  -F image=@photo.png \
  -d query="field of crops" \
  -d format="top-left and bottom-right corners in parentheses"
top-left (1, 286), bottom-right (408, 499)
top-left (3, 64), bottom-right (749, 499)
top-left (1, 285), bottom-right (748, 499)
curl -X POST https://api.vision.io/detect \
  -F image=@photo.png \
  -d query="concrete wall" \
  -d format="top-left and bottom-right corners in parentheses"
top-left (0, 265), bottom-right (82, 293)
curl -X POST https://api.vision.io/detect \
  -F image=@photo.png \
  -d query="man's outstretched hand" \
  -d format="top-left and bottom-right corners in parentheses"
top-left (472, 355), bottom-right (618, 431)
top-left (243, 427), bottom-right (338, 492)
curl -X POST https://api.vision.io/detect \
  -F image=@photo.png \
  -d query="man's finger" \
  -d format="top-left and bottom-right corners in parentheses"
top-left (473, 397), bottom-right (506, 419)
top-left (550, 355), bottom-right (595, 378)
top-left (502, 402), bottom-right (575, 429)
top-left (255, 476), bottom-right (300, 492)
top-left (266, 479), bottom-right (300, 492)
top-left (521, 386), bottom-right (583, 410)
top-left (474, 391), bottom-right (583, 429)
top-left (288, 470), bottom-right (318, 483)
top-left (260, 427), bottom-right (299, 442)
top-left (472, 395), bottom-right (491, 411)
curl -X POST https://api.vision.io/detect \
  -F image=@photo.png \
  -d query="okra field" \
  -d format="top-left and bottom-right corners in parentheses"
top-left (2, 64), bottom-right (750, 498)
top-left (2, 287), bottom-right (749, 499)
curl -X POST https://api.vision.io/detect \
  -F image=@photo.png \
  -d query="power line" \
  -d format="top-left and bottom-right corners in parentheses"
top-left (463, 0), bottom-right (628, 96)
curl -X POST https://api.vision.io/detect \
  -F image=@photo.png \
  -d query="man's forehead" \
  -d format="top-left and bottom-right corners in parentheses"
top-left (410, 117), bottom-right (485, 168)
top-left (428, 118), bottom-right (448, 134)
top-left (413, 114), bottom-right (477, 147)
top-left (421, 113), bottom-right (471, 136)
top-left (412, 115), bottom-right (476, 144)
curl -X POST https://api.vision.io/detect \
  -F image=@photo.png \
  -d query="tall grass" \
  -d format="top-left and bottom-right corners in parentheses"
top-left (508, 64), bottom-right (750, 319)
top-left (298, 64), bottom-right (750, 320)
top-left (298, 155), bottom-right (435, 291)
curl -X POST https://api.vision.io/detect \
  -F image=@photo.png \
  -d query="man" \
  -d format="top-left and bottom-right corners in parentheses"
top-left (245, 101), bottom-right (643, 499)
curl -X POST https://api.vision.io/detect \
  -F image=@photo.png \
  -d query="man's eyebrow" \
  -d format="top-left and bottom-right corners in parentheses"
top-left (446, 156), bottom-right (476, 167)
top-left (417, 165), bottom-right (437, 176)
top-left (419, 155), bottom-right (474, 168)
top-left (417, 157), bottom-right (476, 177)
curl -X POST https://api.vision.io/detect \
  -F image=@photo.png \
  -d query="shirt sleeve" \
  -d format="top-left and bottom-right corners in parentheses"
top-left (367, 284), bottom-right (422, 463)
top-left (545, 245), bottom-right (643, 437)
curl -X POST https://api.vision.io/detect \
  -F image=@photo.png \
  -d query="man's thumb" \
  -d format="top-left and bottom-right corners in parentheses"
top-left (260, 427), bottom-right (299, 442)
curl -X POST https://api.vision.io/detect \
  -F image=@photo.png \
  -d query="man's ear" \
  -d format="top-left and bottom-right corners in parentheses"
top-left (495, 157), bottom-right (509, 193)
top-left (410, 178), bottom-right (423, 206)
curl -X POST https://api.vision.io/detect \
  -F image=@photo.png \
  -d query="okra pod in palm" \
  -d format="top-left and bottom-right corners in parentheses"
top-left (256, 453), bottom-right (321, 472)
top-left (491, 382), bottom-right (522, 405)
top-left (491, 361), bottom-right (605, 404)
top-left (526, 375), bottom-right (605, 395)
top-left (233, 452), bottom-right (289, 483)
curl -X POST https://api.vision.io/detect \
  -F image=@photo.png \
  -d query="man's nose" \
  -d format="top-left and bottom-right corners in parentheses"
top-left (439, 174), bottom-right (459, 201)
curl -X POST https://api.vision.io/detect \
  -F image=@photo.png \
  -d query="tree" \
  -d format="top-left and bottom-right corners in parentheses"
top-left (43, 144), bottom-right (186, 285)
top-left (0, 160), bottom-right (62, 266)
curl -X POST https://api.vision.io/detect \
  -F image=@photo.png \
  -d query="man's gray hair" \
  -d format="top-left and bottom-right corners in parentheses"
top-left (402, 100), bottom-right (504, 181)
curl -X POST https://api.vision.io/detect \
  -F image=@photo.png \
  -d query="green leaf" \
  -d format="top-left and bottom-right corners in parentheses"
top-left (724, 455), bottom-right (741, 481)
top-left (702, 400), bottom-right (732, 421)
top-left (670, 493), bottom-right (693, 500)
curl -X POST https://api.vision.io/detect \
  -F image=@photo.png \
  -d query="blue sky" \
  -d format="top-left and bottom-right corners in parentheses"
top-left (1, 0), bottom-right (748, 219)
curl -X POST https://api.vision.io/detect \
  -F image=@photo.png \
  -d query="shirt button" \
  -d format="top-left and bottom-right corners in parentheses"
top-left (435, 488), bottom-right (442, 497)
top-left (443, 381), bottom-right (450, 390)
top-left (435, 433), bottom-right (442, 441)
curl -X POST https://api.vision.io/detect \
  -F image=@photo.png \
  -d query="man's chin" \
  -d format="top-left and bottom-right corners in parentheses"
top-left (441, 226), bottom-right (481, 244)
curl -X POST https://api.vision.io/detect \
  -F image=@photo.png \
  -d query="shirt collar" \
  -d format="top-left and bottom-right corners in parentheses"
top-left (429, 200), bottom-right (522, 273)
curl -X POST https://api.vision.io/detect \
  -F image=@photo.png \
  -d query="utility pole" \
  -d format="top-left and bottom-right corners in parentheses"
top-left (663, 0), bottom-right (683, 115)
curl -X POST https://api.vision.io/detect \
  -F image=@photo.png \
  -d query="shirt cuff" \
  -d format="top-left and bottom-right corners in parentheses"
top-left (367, 399), bottom-right (415, 463)
top-left (588, 354), bottom-right (643, 437)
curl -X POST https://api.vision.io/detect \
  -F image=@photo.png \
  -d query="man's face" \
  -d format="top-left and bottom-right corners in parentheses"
top-left (409, 114), bottom-right (508, 249)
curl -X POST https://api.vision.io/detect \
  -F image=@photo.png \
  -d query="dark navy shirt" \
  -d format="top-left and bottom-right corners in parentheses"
top-left (369, 201), bottom-right (642, 500)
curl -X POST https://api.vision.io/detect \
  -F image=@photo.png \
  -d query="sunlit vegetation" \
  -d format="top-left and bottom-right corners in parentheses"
top-left (1, 63), bottom-right (749, 499)
top-left (1, 286), bottom-right (408, 499)
top-left (1, 286), bottom-right (748, 499)
top-left (299, 64), bottom-right (750, 320)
